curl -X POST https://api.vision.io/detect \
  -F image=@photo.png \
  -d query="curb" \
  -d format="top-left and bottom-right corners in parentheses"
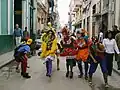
top-left (0, 59), bottom-right (15, 69)
top-left (113, 68), bottom-right (120, 76)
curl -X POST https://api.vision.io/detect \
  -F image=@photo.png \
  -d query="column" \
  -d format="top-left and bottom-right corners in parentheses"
top-left (13, 0), bottom-right (14, 32)
top-left (114, 0), bottom-right (120, 26)
top-left (22, 0), bottom-right (26, 30)
top-left (0, 0), bottom-right (1, 34)
top-left (108, 0), bottom-right (113, 30)
top-left (89, 6), bottom-right (92, 38)
top-left (33, 0), bottom-right (37, 34)
top-left (8, 0), bottom-right (10, 34)
top-left (26, 0), bottom-right (29, 31)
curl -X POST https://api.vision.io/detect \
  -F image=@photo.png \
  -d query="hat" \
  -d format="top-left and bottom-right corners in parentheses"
top-left (27, 39), bottom-right (33, 45)
top-left (61, 27), bottom-right (69, 35)
top-left (81, 29), bottom-right (88, 34)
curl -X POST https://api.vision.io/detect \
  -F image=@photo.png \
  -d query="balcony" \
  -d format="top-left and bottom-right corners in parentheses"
top-left (82, 0), bottom-right (92, 12)
top-left (72, 0), bottom-right (82, 12)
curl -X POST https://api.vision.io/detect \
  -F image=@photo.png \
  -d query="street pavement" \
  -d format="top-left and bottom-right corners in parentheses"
top-left (0, 56), bottom-right (120, 90)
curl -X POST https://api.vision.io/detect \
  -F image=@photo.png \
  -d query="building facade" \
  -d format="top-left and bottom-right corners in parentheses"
top-left (0, 0), bottom-right (14, 55)
top-left (0, 0), bottom-right (36, 55)
top-left (37, 0), bottom-right (49, 32)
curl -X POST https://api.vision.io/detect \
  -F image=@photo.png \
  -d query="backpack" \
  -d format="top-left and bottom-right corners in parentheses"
top-left (14, 44), bottom-right (26, 57)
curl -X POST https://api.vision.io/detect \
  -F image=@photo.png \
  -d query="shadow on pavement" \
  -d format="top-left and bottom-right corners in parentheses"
top-left (97, 84), bottom-right (120, 90)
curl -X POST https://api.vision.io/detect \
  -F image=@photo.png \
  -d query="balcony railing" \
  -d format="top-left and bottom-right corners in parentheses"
top-left (72, 0), bottom-right (82, 12)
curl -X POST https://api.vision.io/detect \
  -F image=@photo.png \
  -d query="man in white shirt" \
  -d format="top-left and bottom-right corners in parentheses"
top-left (98, 30), bottom-right (103, 43)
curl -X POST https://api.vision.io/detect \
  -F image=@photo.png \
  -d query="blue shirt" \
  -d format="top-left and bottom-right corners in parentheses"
top-left (18, 45), bottom-right (30, 54)
top-left (14, 28), bottom-right (23, 37)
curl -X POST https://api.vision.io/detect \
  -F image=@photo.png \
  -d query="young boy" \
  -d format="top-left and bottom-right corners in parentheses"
top-left (14, 39), bottom-right (32, 78)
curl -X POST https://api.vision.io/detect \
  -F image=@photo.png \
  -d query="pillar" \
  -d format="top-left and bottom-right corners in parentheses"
top-left (22, 0), bottom-right (26, 30)
top-left (114, 0), bottom-right (120, 26)
top-left (8, 0), bottom-right (10, 34)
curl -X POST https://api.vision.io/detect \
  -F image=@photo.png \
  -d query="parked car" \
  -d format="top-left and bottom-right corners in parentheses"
top-left (35, 39), bottom-right (42, 50)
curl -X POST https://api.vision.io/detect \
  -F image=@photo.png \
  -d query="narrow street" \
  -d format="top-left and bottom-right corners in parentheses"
top-left (0, 56), bottom-right (120, 90)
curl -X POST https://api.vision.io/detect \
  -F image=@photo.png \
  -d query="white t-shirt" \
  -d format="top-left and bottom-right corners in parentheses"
top-left (103, 38), bottom-right (120, 54)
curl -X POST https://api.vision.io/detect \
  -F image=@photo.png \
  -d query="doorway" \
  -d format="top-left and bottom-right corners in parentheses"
top-left (14, 0), bottom-right (22, 28)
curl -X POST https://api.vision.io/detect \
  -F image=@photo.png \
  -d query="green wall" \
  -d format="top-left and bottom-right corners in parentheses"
top-left (0, 0), bottom-right (15, 55)
top-left (0, 35), bottom-right (15, 55)
top-left (1, 0), bottom-right (8, 35)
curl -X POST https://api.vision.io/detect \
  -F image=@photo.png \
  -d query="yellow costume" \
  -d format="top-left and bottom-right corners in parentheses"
top-left (40, 22), bottom-right (58, 58)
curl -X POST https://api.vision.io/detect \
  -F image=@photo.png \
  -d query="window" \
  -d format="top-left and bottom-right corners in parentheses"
top-left (38, 18), bottom-right (40, 23)
top-left (41, 18), bottom-right (44, 24)
top-left (92, 5), bottom-right (96, 14)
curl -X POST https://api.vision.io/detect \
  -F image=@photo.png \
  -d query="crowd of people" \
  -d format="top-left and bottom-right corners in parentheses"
top-left (39, 23), bottom-right (120, 87)
top-left (13, 22), bottom-right (120, 88)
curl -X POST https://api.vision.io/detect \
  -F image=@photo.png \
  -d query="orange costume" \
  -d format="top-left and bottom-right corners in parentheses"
top-left (74, 29), bottom-right (89, 62)
top-left (75, 38), bottom-right (89, 62)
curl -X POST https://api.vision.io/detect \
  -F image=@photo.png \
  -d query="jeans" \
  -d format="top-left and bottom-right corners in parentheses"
top-left (105, 53), bottom-right (114, 76)
top-left (89, 56), bottom-right (107, 75)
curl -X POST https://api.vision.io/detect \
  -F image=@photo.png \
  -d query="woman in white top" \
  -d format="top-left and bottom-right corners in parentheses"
top-left (103, 31), bottom-right (120, 76)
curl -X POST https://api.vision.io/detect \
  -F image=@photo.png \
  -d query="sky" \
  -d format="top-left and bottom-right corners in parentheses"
top-left (58, 0), bottom-right (71, 27)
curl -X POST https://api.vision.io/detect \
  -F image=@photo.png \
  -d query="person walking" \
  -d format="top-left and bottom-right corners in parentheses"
top-left (98, 30), bottom-right (103, 43)
top-left (14, 24), bottom-right (23, 46)
top-left (103, 31), bottom-right (120, 76)
top-left (40, 29), bottom-right (57, 77)
top-left (23, 27), bottom-right (30, 40)
top-left (74, 30), bottom-right (89, 80)
top-left (112, 25), bottom-right (120, 39)
top-left (88, 37), bottom-right (108, 87)
top-left (115, 32), bottom-right (120, 70)
top-left (60, 27), bottom-right (76, 79)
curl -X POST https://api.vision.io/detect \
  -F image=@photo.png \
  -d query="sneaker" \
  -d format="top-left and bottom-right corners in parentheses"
top-left (105, 83), bottom-right (109, 88)
top-left (16, 68), bottom-right (20, 73)
top-left (70, 72), bottom-right (73, 79)
top-left (85, 75), bottom-right (88, 80)
top-left (78, 74), bottom-right (83, 78)
top-left (66, 71), bottom-right (69, 78)
top-left (57, 68), bottom-right (60, 71)
top-left (22, 73), bottom-right (31, 79)
top-left (27, 66), bottom-right (30, 68)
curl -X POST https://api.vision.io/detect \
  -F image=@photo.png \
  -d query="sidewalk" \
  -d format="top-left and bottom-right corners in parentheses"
top-left (113, 60), bottom-right (120, 75)
top-left (0, 51), bottom-right (14, 69)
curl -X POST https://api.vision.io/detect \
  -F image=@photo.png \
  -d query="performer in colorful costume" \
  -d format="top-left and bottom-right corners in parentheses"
top-left (60, 27), bottom-right (77, 79)
top-left (74, 30), bottom-right (89, 80)
top-left (40, 23), bottom-right (58, 77)
top-left (88, 37), bottom-right (108, 87)
top-left (41, 22), bottom-right (60, 70)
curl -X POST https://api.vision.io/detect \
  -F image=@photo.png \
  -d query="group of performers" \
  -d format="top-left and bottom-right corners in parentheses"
top-left (40, 22), bottom-right (109, 87)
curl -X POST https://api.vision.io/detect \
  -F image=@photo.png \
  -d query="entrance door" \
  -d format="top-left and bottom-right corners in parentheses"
top-left (14, 0), bottom-right (22, 28)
